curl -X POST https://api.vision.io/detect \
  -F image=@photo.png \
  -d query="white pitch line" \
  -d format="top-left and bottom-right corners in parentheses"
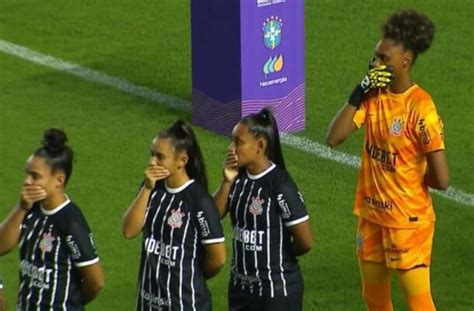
top-left (1, 38), bottom-right (473, 207)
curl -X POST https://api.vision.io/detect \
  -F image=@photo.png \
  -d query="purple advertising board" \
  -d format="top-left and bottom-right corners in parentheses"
top-left (191, 0), bottom-right (305, 135)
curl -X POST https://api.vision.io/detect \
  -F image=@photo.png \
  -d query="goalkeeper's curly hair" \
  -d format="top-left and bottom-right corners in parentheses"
top-left (382, 9), bottom-right (435, 65)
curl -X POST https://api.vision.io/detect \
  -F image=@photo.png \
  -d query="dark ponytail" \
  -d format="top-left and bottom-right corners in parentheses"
top-left (240, 108), bottom-right (286, 170)
top-left (34, 128), bottom-right (74, 185)
top-left (158, 120), bottom-right (208, 190)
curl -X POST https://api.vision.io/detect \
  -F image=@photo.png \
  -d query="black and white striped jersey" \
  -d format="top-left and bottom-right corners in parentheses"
top-left (0, 274), bottom-right (3, 289)
top-left (136, 179), bottom-right (225, 311)
top-left (228, 163), bottom-right (309, 298)
top-left (18, 197), bottom-right (99, 310)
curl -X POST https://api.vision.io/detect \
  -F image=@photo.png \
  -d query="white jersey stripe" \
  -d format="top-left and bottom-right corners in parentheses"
top-left (62, 257), bottom-right (71, 309)
top-left (179, 213), bottom-right (191, 311)
top-left (241, 181), bottom-right (255, 278)
top-left (279, 217), bottom-right (288, 296)
top-left (232, 179), bottom-right (248, 276)
top-left (154, 195), bottom-right (175, 305)
top-left (166, 198), bottom-right (180, 311)
top-left (26, 217), bottom-right (48, 310)
top-left (266, 198), bottom-right (274, 298)
top-left (49, 236), bottom-right (61, 310)
top-left (191, 230), bottom-right (198, 311)
top-left (254, 187), bottom-right (263, 296)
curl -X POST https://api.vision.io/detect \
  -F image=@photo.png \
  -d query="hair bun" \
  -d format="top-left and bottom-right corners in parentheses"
top-left (42, 128), bottom-right (68, 154)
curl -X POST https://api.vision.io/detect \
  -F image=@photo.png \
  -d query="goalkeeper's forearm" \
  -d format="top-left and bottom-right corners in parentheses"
top-left (326, 103), bottom-right (358, 147)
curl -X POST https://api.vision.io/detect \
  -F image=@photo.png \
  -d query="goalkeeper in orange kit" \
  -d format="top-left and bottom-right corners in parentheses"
top-left (327, 9), bottom-right (449, 311)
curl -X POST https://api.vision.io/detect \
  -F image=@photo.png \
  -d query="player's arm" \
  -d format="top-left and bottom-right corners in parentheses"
top-left (425, 150), bottom-right (449, 190)
top-left (288, 220), bottom-right (314, 256)
top-left (79, 262), bottom-right (104, 305)
top-left (122, 164), bottom-right (169, 239)
top-left (202, 242), bottom-right (226, 280)
top-left (213, 148), bottom-right (239, 218)
top-left (326, 104), bottom-right (359, 147)
top-left (0, 184), bottom-right (47, 255)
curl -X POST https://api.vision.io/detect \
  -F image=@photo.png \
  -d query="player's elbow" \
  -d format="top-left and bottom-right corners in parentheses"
top-left (326, 133), bottom-right (341, 148)
top-left (435, 176), bottom-right (449, 191)
top-left (90, 277), bottom-right (105, 295)
top-left (122, 227), bottom-right (137, 240)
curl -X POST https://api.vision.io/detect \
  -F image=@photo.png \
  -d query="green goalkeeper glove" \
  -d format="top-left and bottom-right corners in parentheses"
top-left (348, 64), bottom-right (394, 108)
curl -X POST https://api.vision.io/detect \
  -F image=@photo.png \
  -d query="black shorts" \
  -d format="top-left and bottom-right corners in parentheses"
top-left (228, 279), bottom-right (303, 311)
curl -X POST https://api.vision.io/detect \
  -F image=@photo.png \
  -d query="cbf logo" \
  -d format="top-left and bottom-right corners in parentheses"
top-left (249, 196), bottom-right (265, 216)
top-left (263, 16), bottom-right (283, 49)
top-left (39, 232), bottom-right (55, 253)
top-left (390, 117), bottom-right (404, 136)
top-left (168, 208), bottom-right (186, 229)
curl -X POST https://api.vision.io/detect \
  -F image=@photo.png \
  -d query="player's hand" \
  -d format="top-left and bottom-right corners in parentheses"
top-left (348, 62), bottom-right (394, 108)
top-left (20, 182), bottom-right (47, 210)
top-left (223, 148), bottom-right (239, 184)
top-left (359, 64), bottom-right (394, 93)
top-left (144, 164), bottom-right (169, 190)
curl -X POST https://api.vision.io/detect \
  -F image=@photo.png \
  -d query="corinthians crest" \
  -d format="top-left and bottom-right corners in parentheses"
top-left (39, 232), bottom-right (55, 253)
top-left (168, 207), bottom-right (186, 229)
top-left (249, 196), bottom-right (265, 216)
top-left (390, 117), bottom-right (404, 136)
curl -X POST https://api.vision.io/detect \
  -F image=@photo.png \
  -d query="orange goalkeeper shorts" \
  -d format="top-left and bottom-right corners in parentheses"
top-left (356, 217), bottom-right (435, 270)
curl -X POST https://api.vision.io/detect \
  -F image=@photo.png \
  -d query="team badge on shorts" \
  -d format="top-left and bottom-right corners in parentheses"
top-left (39, 232), bottom-right (55, 253)
top-left (390, 117), bottom-right (404, 136)
top-left (249, 196), bottom-right (265, 216)
top-left (168, 208), bottom-right (186, 229)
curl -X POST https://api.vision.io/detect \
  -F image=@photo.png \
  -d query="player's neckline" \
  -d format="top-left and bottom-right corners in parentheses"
top-left (40, 196), bottom-right (71, 215)
top-left (247, 163), bottom-right (276, 180)
top-left (165, 179), bottom-right (195, 193)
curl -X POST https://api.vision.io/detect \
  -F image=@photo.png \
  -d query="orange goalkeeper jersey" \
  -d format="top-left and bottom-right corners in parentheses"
top-left (352, 84), bottom-right (445, 228)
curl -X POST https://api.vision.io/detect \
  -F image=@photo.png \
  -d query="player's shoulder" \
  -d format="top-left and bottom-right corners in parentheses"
top-left (268, 165), bottom-right (296, 188)
top-left (185, 181), bottom-right (213, 204)
top-left (54, 201), bottom-right (89, 231)
top-left (407, 84), bottom-right (437, 113)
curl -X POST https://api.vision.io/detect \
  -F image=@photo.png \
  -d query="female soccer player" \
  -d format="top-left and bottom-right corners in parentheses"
top-left (214, 108), bottom-right (314, 311)
top-left (327, 9), bottom-right (448, 311)
top-left (122, 120), bottom-right (226, 310)
top-left (0, 129), bottom-right (104, 310)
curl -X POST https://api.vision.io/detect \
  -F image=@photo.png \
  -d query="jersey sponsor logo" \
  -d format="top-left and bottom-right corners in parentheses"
top-left (21, 260), bottom-right (53, 289)
top-left (390, 117), bottom-right (404, 136)
top-left (438, 116), bottom-right (445, 141)
top-left (418, 119), bottom-right (431, 144)
top-left (140, 289), bottom-right (170, 308)
top-left (144, 237), bottom-right (179, 267)
top-left (249, 196), bottom-right (264, 216)
top-left (365, 142), bottom-right (398, 172)
top-left (385, 243), bottom-right (409, 254)
top-left (233, 226), bottom-right (265, 251)
top-left (196, 211), bottom-right (211, 237)
top-left (231, 269), bottom-right (261, 286)
top-left (277, 194), bottom-right (291, 219)
top-left (39, 232), bottom-right (55, 253)
top-left (65, 235), bottom-right (82, 260)
top-left (364, 195), bottom-right (393, 211)
top-left (298, 191), bottom-right (305, 203)
top-left (167, 207), bottom-right (185, 229)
